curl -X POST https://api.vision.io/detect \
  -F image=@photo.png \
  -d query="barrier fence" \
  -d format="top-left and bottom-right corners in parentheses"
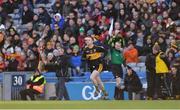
top-left (0, 71), bottom-right (146, 100)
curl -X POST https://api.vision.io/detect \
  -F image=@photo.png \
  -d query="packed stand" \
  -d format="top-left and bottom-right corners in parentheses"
top-left (0, 0), bottom-right (179, 99)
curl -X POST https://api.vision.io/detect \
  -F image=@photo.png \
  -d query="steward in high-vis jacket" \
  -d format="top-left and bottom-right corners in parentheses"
top-left (153, 43), bottom-right (171, 99)
top-left (20, 69), bottom-right (46, 100)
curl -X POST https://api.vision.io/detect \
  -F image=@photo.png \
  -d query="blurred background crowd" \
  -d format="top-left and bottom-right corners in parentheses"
top-left (0, 0), bottom-right (179, 77)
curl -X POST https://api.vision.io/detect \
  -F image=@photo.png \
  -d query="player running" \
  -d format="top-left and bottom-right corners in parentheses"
top-left (82, 36), bottom-right (108, 99)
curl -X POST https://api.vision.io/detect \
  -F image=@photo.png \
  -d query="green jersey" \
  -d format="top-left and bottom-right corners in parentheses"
top-left (110, 48), bottom-right (124, 65)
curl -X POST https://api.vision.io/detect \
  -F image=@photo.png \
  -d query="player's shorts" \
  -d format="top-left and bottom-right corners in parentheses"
top-left (111, 64), bottom-right (123, 79)
top-left (89, 60), bottom-right (104, 73)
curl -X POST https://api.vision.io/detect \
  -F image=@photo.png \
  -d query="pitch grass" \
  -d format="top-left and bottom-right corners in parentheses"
top-left (0, 100), bottom-right (179, 109)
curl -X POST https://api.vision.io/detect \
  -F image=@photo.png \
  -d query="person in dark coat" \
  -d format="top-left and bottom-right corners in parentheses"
top-left (105, 1), bottom-right (117, 19)
top-left (55, 48), bottom-right (70, 100)
top-left (170, 65), bottom-right (180, 99)
top-left (123, 65), bottom-right (142, 100)
top-left (7, 57), bottom-right (19, 71)
top-left (51, 1), bottom-right (63, 14)
top-left (145, 47), bottom-right (156, 99)
top-left (38, 6), bottom-right (51, 25)
top-left (22, 5), bottom-right (34, 24)
top-left (1, 0), bottom-right (15, 14)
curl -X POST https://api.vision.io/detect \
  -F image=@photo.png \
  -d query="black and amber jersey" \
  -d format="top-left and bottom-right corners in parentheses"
top-left (82, 45), bottom-right (107, 61)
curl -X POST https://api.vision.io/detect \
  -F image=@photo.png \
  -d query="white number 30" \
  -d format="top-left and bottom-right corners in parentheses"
top-left (13, 76), bottom-right (23, 86)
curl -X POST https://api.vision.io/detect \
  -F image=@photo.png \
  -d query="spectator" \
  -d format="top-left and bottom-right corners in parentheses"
top-left (1, 0), bottom-right (15, 14)
top-left (44, 52), bottom-right (56, 72)
top-left (0, 6), bottom-right (8, 24)
top-left (52, 0), bottom-right (63, 14)
top-left (157, 36), bottom-right (167, 52)
top-left (31, 30), bottom-right (40, 43)
top-left (80, 0), bottom-right (90, 15)
top-left (21, 5), bottom-right (34, 24)
top-left (53, 23), bottom-right (63, 36)
top-left (62, 33), bottom-right (70, 50)
top-left (145, 44), bottom-right (156, 100)
top-left (62, 0), bottom-right (72, 18)
top-left (26, 22), bottom-right (34, 36)
top-left (122, 65), bottom-right (142, 100)
top-left (0, 54), bottom-right (5, 72)
top-left (44, 42), bottom-right (54, 55)
top-left (87, 19), bottom-right (100, 36)
top-left (117, 9), bottom-right (127, 24)
top-left (143, 36), bottom-right (153, 56)
top-left (55, 48), bottom-right (70, 100)
top-left (38, 6), bottom-right (51, 25)
top-left (0, 32), bottom-right (5, 50)
top-left (51, 13), bottom-right (65, 30)
top-left (64, 19), bottom-right (78, 38)
top-left (6, 55), bottom-right (19, 71)
top-left (26, 52), bottom-right (38, 71)
top-left (41, 25), bottom-right (53, 42)
top-left (78, 27), bottom-right (85, 49)
top-left (105, 1), bottom-right (116, 19)
top-left (32, 14), bottom-right (41, 31)
top-left (169, 2), bottom-right (180, 21)
top-left (135, 30), bottom-right (145, 56)
top-left (70, 45), bottom-right (82, 76)
top-left (170, 65), bottom-right (180, 99)
top-left (123, 41), bottom-right (139, 64)
top-left (16, 50), bottom-right (26, 71)
top-left (166, 49), bottom-right (176, 67)
top-left (19, 0), bottom-right (33, 16)
top-left (69, 36), bottom-right (77, 48)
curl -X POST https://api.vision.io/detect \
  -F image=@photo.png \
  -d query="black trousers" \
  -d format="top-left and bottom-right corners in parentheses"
top-left (20, 89), bottom-right (40, 100)
top-left (146, 71), bottom-right (156, 98)
top-left (155, 73), bottom-right (171, 99)
top-left (56, 77), bottom-right (70, 100)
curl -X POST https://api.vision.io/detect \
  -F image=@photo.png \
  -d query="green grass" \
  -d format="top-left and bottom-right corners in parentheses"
top-left (0, 100), bottom-right (179, 109)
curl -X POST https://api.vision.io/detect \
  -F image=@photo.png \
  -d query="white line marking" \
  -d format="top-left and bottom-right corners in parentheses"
top-left (0, 108), bottom-right (179, 110)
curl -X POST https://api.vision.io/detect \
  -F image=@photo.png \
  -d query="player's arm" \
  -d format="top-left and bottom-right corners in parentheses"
top-left (96, 46), bottom-right (108, 57)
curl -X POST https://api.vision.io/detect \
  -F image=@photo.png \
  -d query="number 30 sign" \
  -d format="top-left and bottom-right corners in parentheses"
top-left (12, 75), bottom-right (25, 87)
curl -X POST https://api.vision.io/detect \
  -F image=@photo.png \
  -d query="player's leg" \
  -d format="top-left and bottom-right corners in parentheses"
top-left (114, 77), bottom-right (121, 100)
top-left (90, 69), bottom-right (100, 94)
top-left (116, 77), bottom-right (121, 87)
top-left (95, 63), bottom-right (108, 99)
top-left (96, 75), bottom-right (108, 96)
top-left (112, 64), bottom-right (123, 99)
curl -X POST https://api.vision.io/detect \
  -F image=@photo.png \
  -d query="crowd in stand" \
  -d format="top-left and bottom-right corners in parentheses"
top-left (0, 0), bottom-right (180, 99)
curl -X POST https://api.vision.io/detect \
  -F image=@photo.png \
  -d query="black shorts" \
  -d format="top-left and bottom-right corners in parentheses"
top-left (111, 64), bottom-right (123, 79)
top-left (89, 60), bottom-right (104, 73)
